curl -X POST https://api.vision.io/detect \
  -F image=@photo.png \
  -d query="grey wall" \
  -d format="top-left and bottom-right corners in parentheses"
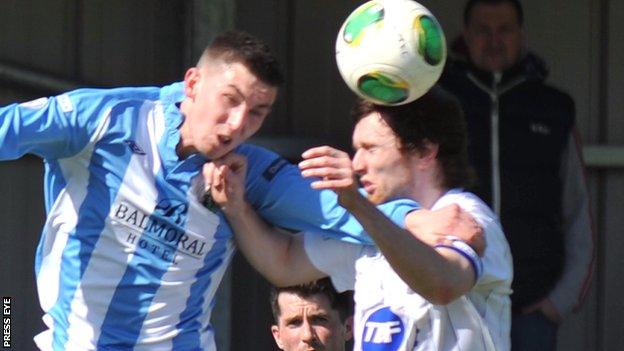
top-left (0, 0), bottom-right (622, 350)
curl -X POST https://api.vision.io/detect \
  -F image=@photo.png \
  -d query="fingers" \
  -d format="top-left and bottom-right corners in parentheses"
top-left (301, 145), bottom-right (349, 160)
top-left (203, 162), bottom-right (233, 190)
top-left (441, 203), bottom-right (462, 219)
top-left (201, 152), bottom-right (250, 210)
top-left (298, 146), bottom-right (358, 194)
top-left (212, 152), bottom-right (248, 175)
top-left (309, 178), bottom-right (355, 190)
top-left (299, 146), bottom-right (353, 176)
top-left (299, 155), bottom-right (351, 172)
top-left (202, 162), bottom-right (217, 191)
top-left (449, 209), bottom-right (486, 256)
top-left (212, 164), bottom-right (228, 193)
top-left (300, 146), bottom-right (350, 170)
top-left (300, 166), bottom-right (352, 180)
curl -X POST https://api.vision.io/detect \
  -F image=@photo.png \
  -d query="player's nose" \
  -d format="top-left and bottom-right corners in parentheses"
top-left (352, 149), bottom-right (366, 175)
top-left (300, 320), bottom-right (315, 343)
top-left (227, 105), bottom-right (248, 133)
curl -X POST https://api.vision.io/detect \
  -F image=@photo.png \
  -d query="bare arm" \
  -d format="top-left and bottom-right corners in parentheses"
top-left (204, 154), bottom-right (326, 287)
top-left (341, 190), bottom-right (475, 304)
top-left (299, 146), bottom-right (479, 304)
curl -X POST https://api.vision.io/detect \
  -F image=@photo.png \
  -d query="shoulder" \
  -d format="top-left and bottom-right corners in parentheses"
top-left (527, 81), bottom-right (574, 106)
top-left (440, 191), bottom-right (513, 286)
top-left (159, 81), bottom-right (185, 104)
top-left (436, 190), bottom-right (510, 252)
top-left (235, 143), bottom-right (298, 188)
top-left (68, 85), bottom-right (161, 101)
top-left (516, 76), bottom-right (574, 113)
top-left (60, 86), bottom-right (163, 116)
top-left (516, 82), bottom-right (575, 128)
top-left (236, 143), bottom-right (288, 174)
top-left (435, 190), bottom-right (497, 227)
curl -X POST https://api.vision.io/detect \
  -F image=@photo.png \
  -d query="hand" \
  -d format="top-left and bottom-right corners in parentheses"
top-left (202, 153), bottom-right (248, 214)
top-left (299, 146), bottom-right (359, 207)
top-left (522, 298), bottom-right (563, 324)
top-left (405, 204), bottom-right (486, 256)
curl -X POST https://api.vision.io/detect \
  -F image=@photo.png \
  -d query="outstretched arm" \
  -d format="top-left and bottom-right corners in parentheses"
top-left (204, 153), bottom-right (326, 287)
top-left (299, 146), bottom-right (481, 304)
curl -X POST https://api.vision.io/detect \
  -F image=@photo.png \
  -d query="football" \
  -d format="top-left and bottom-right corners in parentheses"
top-left (335, 0), bottom-right (446, 105)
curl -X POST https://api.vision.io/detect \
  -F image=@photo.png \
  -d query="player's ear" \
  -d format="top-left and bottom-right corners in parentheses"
top-left (271, 325), bottom-right (285, 349)
top-left (414, 139), bottom-right (439, 169)
top-left (183, 67), bottom-right (201, 99)
top-left (343, 316), bottom-right (354, 341)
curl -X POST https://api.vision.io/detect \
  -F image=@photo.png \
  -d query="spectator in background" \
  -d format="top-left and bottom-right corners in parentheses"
top-left (270, 278), bottom-right (353, 351)
top-left (440, 0), bottom-right (595, 350)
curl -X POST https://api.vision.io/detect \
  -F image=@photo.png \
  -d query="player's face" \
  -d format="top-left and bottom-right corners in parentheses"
top-left (179, 60), bottom-right (277, 159)
top-left (271, 292), bottom-right (350, 351)
top-left (463, 1), bottom-right (524, 72)
top-left (352, 113), bottom-right (416, 205)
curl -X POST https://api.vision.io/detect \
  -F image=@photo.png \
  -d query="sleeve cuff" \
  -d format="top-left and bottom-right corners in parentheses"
top-left (435, 237), bottom-right (484, 282)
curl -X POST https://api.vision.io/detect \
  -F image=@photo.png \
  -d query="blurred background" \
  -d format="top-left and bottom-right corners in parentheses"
top-left (0, 0), bottom-right (622, 350)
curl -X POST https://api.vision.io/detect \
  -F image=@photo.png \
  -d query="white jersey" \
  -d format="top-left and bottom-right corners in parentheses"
top-left (304, 189), bottom-right (513, 351)
top-left (0, 83), bottom-right (418, 350)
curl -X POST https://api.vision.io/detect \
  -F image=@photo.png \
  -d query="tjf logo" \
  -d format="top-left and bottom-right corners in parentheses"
top-left (362, 307), bottom-right (404, 350)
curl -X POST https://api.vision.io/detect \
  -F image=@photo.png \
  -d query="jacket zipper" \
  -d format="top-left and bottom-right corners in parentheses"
top-left (466, 72), bottom-right (526, 216)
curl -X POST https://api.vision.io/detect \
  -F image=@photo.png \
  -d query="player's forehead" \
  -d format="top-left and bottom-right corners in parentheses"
top-left (278, 292), bottom-right (333, 316)
top-left (352, 112), bottom-right (396, 147)
top-left (209, 62), bottom-right (277, 100)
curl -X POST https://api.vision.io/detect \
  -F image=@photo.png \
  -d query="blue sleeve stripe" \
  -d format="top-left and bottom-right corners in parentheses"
top-left (434, 241), bottom-right (483, 282)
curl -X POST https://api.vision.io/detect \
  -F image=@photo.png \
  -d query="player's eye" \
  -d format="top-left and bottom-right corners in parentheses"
top-left (223, 94), bottom-right (241, 106)
top-left (366, 145), bottom-right (381, 154)
top-left (286, 318), bottom-right (303, 327)
top-left (311, 316), bottom-right (329, 324)
top-left (249, 108), bottom-right (267, 120)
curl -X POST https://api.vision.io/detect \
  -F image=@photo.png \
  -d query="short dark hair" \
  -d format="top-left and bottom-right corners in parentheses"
top-left (200, 30), bottom-right (284, 86)
top-left (351, 86), bottom-right (475, 190)
top-left (463, 0), bottom-right (524, 26)
top-left (270, 278), bottom-right (353, 323)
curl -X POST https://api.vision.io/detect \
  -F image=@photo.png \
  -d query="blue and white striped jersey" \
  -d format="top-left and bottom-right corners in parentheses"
top-left (0, 82), bottom-right (418, 350)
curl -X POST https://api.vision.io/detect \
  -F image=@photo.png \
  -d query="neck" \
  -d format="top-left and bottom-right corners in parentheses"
top-left (407, 168), bottom-right (447, 209)
top-left (411, 185), bottom-right (446, 209)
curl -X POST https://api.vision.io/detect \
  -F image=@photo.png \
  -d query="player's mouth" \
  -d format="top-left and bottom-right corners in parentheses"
top-left (360, 180), bottom-right (375, 195)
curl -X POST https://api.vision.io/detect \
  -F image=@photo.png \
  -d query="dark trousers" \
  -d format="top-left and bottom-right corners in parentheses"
top-left (511, 311), bottom-right (558, 351)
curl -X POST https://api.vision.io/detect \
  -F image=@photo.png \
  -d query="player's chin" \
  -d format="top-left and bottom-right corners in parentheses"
top-left (207, 144), bottom-right (238, 160)
top-left (367, 191), bottom-right (386, 205)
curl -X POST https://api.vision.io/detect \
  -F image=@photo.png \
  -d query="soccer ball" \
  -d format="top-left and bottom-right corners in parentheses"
top-left (335, 0), bottom-right (446, 105)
